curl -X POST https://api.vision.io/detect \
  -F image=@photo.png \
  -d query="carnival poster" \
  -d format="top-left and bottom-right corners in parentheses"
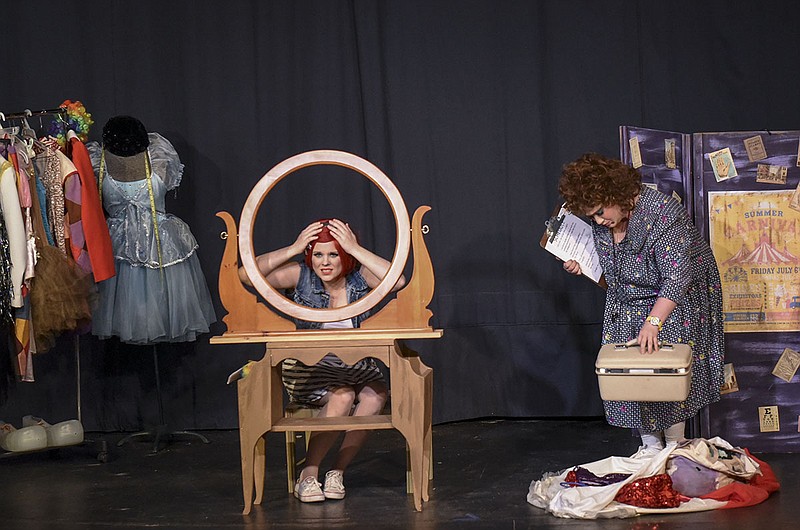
top-left (708, 190), bottom-right (800, 332)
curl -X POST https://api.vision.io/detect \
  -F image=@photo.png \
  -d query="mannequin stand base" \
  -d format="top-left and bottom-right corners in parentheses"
top-left (116, 425), bottom-right (210, 454)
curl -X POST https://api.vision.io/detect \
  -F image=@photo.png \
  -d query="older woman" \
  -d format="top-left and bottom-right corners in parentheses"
top-left (558, 153), bottom-right (724, 458)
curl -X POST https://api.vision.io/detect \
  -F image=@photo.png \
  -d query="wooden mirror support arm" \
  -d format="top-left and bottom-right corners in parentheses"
top-left (215, 211), bottom-right (295, 333)
top-left (361, 205), bottom-right (434, 330)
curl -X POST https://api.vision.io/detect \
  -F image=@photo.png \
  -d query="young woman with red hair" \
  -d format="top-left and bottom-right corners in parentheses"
top-left (239, 218), bottom-right (405, 502)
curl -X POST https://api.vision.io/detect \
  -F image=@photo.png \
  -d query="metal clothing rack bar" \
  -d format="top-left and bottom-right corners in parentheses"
top-left (1, 108), bottom-right (67, 120)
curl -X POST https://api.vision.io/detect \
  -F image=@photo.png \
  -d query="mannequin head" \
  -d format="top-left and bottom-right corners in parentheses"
top-left (102, 115), bottom-right (149, 157)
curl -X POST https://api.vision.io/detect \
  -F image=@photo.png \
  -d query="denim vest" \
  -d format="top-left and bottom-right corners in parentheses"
top-left (292, 263), bottom-right (371, 329)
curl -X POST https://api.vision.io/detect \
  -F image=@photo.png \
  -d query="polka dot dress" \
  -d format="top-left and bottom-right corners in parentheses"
top-left (594, 186), bottom-right (725, 432)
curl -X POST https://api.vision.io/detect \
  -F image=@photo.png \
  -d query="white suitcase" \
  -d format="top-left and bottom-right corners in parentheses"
top-left (595, 342), bottom-right (692, 402)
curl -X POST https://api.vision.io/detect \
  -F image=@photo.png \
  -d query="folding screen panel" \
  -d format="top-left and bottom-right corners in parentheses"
top-left (694, 130), bottom-right (800, 453)
top-left (621, 126), bottom-right (800, 452)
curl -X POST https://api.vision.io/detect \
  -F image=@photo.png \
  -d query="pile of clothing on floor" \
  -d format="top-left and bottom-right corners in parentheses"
top-left (527, 437), bottom-right (779, 519)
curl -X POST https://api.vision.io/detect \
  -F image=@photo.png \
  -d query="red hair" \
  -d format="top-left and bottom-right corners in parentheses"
top-left (303, 219), bottom-right (357, 277)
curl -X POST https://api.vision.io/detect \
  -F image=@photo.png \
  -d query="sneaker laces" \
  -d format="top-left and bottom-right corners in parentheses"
top-left (298, 476), bottom-right (321, 490)
top-left (325, 470), bottom-right (344, 491)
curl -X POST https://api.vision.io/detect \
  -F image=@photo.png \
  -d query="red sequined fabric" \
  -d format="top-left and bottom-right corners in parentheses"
top-left (614, 473), bottom-right (682, 508)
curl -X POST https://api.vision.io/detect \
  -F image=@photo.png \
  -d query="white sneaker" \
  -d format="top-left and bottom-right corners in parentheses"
top-left (630, 445), bottom-right (663, 459)
top-left (294, 476), bottom-right (325, 503)
top-left (22, 416), bottom-right (84, 447)
top-left (0, 421), bottom-right (47, 452)
top-left (323, 469), bottom-right (346, 500)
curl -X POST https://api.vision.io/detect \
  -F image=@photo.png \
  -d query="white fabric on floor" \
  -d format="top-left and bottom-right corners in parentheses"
top-left (526, 437), bottom-right (752, 519)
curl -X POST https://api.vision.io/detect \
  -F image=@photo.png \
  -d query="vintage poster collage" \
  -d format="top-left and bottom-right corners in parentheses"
top-left (706, 134), bottom-right (800, 433)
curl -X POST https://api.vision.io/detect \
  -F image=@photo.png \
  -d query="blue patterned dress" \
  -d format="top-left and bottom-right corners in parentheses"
top-left (595, 186), bottom-right (724, 432)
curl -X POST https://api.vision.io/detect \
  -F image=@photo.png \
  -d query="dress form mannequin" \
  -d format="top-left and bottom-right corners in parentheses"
top-left (90, 115), bottom-right (215, 343)
top-left (89, 115), bottom-right (216, 452)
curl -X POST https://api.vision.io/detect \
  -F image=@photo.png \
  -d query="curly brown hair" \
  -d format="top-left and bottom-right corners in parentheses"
top-left (558, 153), bottom-right (642, 215)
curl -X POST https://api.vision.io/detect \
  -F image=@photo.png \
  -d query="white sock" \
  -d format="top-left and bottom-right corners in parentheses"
top-left (639, 430), bottom-right (664, 450)
top-left (664, 422), bottom-right (685, 445)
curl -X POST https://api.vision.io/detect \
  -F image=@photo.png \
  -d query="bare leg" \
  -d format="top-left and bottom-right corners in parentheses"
top-left (331, 381), bottom-right (388, 472)
top-left (299, 387), bottom-right (355, 481)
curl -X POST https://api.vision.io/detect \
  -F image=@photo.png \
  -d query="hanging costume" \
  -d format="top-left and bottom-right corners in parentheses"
top-left (0, 108), bottom-right (109, 394)
top-left (0, 155), bottom-right (16, 401)
top-left (87, 119), bottom-right (215, 345)
top-left (67, 135), bottom-right (115, 282)
top-left (28, 146), bottom-right (94, 352)
top-left (7, 141), bottom-right (37, 380)
top-left (0, 154), bottom-right (26, 309)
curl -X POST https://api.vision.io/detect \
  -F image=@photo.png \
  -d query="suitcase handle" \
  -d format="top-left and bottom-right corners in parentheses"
top-left (614, 342), bottom-right (676, 351)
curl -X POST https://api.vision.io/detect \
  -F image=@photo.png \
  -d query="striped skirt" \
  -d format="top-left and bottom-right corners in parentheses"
top-left (281, 353), bottom-right (385, 406)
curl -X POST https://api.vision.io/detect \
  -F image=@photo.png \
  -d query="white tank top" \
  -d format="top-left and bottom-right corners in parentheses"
top-left (321, 319), bottom-right (354, 330)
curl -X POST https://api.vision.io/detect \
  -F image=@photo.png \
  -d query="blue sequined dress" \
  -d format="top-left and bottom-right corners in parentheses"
top-left (87, 133), bottom-right (215, 344)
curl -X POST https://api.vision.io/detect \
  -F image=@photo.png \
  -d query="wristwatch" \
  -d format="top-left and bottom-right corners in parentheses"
top-left (646, 315), bottom-right (663, 331)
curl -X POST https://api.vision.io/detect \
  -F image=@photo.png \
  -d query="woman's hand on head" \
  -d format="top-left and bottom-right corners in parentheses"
top-left (327, 219), bottom-right (360, 254)
top-left (293, 221), bottom-right (324, 255)
top-left (563, 260), bottom-right (582, 275)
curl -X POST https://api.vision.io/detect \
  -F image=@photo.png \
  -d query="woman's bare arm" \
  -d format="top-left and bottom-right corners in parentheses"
top-left (238, 221), bottom-right (324, 289)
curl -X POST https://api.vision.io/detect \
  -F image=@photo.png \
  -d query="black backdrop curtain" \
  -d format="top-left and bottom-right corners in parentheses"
top-left (1, 1), bottom-right (799, 430)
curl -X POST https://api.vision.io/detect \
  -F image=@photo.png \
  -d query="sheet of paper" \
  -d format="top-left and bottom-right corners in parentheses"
top-left (743, 135), bottom-right (768, 162)
top-left (756, 164), bottom-right (788, 184)
top-left (772, 347), bottom-right (800, 382)
top-left (665, 138), bottom-right (677, 169)
top-left (709, 147), bottom-right (738, 182)
top-left (758, 406), bottom-right (780, 433)
top-left (544, 207), bottom-right (604, 284)
top-left (720, 363), bottom-right (739, 394)
top-left (629, 137), bottom-right (643, 168)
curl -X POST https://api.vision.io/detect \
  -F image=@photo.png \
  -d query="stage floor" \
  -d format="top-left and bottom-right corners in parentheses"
top-left (0, 419), bottom-right (794, 529)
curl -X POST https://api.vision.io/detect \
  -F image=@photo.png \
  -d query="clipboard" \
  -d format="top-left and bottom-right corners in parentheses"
top-left (540, 204), bottom-right (607, 288)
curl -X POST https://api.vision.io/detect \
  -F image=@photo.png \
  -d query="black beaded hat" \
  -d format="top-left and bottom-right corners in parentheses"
top-left (102, 115), bottom-right (149, 156)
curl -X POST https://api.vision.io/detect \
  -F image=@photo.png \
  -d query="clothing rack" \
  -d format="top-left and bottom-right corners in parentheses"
top-left (0, 113), bottom-right (107, 461)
